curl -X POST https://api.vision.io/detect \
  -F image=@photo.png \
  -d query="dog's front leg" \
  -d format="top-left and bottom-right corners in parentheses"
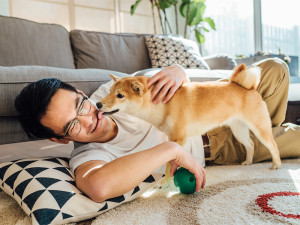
top-left (160, 132), bottom-right (187, 188)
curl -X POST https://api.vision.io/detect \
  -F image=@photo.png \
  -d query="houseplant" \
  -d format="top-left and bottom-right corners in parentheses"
top-left (130, 0), bottom-right (216, 44)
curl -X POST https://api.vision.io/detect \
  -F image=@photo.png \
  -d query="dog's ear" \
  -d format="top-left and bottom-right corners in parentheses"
top-left (110, 74), bottom-right (120, 82)
top-left (131, 81), bottom-right (144, 96)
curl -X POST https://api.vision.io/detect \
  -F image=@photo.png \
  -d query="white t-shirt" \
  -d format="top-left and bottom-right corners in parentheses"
top-left (69, 81), bottom-right (205, 173)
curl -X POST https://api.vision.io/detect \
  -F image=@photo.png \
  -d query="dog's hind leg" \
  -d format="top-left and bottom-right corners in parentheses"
top-left (227, 119), bottom-right (254, 165)
top-left (245, 118), bottom-right (281, 169)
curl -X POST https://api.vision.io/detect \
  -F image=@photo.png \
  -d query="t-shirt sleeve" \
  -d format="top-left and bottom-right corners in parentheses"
top-left (69, 144), bottom-right (116, 173)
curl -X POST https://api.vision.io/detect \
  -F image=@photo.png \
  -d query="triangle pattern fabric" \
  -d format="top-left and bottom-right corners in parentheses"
top-left (145, 35), bottom-right (209, 70)
top-left (106, 195), bottom-right (125, 203)
top-left (5, 170), bottom-right (22, 189)
top-left (16, 160), bottom-right (36, 168)
top-left (23, 189), bottom-right (46, 210)
top-left (32, 208), bottom-right (60, 225)
top-left (0, 157), bottom-right (164, 225)
top-left (36, 177), bottom-right (61, 188)
top-left (143, 175), bottom-right (155, 183)
top-left (132, 186), bottom-right (140, 196)
top-left (25, 167), bottom-right (48, 177)
top-left (15, 178), bottom-right (33, 199)
top-left (43, 158), bottom-right (64, 166)
top-left (0, 164), bottom-right (12, 180)
top-left (99, 203), bottom-right (108, 212)
top-left (62, 212), bottom-right (73, 220)
top-left (53, 167), bottom-right (73, 178)
top-left (49, 190), bottom-right (75, 208)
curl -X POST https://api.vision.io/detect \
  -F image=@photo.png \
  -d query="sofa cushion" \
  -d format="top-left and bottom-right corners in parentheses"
top-left (0, 16), bottom-right (75, 69)
top-left (145, 35), bottom-right (210, 70)
top-left (131, 68), bottom-right (232, 82)
top-left (0, 66), bottom-right (128, 145)
top-left (70, 30), bottom-right (151, 73)
top-left (0, 157), bottom-right (163, 225)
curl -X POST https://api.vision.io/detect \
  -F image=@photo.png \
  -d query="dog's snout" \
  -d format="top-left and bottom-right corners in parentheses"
top-left (96, 102), bottom-right (103, 109)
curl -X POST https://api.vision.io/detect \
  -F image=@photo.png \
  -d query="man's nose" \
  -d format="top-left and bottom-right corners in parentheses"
top-left (96, 102), bottom-right (102, 109)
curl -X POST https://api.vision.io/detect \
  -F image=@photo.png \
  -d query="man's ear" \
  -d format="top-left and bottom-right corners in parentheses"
top-left (110, 74), bottom-right (120, 82)
top-left (131, 81), bottom-right (144, 96)
top-left (48, 138), bottom-right (70, 144)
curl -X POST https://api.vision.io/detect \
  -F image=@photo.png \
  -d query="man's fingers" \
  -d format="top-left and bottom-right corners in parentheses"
top-left (162, 85), bottom-right (177, 104)
top-left (147, 72), bottom-right (163, 88)
top-left (153, 83), bottom-right (173, 103)
top-left (202, 168), bottom-right (206, 189)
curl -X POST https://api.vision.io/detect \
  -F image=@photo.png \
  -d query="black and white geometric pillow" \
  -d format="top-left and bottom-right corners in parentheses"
top-left (145, 35), bottom-right (210, 70)
top-left (0, 157), bottom-right (163, 225)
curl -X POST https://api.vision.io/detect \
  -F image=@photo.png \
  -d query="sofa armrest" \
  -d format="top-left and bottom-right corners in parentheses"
top-left (203, 54), bottom-right (237, 70)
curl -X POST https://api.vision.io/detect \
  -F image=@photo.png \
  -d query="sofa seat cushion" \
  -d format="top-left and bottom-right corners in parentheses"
top-left (0, 16), bottom-right (75, 69)
top-left (70, 30), bottom-right (151, 73)
top-left (0, 157), bottom-right (164, 225)
top-left (132, 68), bottom-right (233, 82)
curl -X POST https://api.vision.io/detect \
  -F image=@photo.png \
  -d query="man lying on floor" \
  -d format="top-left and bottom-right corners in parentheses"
top-left (14, 58), bottom-right (300, 202)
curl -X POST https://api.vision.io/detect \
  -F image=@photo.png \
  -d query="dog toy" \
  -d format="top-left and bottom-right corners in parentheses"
top-left (173, 167), bottom-right (196, 194)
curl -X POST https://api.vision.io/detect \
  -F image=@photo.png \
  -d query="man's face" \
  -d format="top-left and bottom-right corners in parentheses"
top-left (41, 89), bottom-right (115, 143)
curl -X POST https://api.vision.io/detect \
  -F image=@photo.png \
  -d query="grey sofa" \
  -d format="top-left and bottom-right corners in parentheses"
top-left (0, 15), bottom-right (241, 162)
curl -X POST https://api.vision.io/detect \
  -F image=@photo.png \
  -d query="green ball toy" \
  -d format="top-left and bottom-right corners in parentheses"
top-left (174, 167), bottom-right (196, 194)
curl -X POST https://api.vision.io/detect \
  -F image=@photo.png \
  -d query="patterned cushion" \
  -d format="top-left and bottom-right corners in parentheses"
top-left (145, 35), bottom-right (210, 70)
top-left (0, 157), bottom-right (163, 225)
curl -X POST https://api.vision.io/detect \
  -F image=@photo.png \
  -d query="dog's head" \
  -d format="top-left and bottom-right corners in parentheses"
top-left (96, 74), bottom-right (149, 115)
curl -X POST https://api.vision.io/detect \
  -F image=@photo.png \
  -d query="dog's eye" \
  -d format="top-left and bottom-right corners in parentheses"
top-left (117, 93), bottom-right (124, 99)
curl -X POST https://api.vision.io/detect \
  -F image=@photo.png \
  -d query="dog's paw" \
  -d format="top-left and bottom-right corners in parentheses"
top-left (270, 162), bottom-right (281, 170)
top-left (241, 160), bottom-right (252, 166)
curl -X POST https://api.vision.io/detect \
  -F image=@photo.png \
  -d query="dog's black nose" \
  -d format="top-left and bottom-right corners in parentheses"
top-left (96, 102), bottom-right (102, 109)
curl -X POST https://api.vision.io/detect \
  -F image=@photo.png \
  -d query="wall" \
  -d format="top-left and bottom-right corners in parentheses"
top-left (1, 0), bottom-right (161, 33)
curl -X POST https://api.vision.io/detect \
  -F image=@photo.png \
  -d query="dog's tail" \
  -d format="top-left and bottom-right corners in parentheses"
top-left (230, 64), bottom-right (261, 90)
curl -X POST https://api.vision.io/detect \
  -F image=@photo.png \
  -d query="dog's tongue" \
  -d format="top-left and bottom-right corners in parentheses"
top-left (98, 110), bottom-right (104, 120)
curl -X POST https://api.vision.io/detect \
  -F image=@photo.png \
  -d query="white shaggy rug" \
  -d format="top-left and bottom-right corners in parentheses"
top-left (1, 159), bottom-right (299, 225)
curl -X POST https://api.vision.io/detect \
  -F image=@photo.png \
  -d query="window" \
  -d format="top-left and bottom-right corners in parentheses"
top-left (261, 0), bottom-right (300, 76)
top-left (202, 0), bottom-right (254, 58)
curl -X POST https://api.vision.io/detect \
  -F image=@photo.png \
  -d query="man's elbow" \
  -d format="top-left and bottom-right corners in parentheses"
top-left (76, 174), bottom-right (111, 203)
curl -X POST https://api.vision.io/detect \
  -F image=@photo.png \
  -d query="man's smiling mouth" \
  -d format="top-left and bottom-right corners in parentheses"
top-left (91, 111), bottom-right (104, 134)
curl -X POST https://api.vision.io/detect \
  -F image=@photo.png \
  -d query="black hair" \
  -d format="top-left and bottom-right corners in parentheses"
top-left (14, 78), bottom-right (77, 139)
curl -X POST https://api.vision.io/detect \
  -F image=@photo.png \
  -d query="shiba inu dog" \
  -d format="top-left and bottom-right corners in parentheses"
top-left (96, 64), bottom-right (281, 183)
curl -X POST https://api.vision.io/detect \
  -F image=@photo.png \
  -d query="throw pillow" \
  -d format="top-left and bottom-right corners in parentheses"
top-left (145, 35), bottom-right (210, 70)
top-left (0, 157), bottom-right (163, 225)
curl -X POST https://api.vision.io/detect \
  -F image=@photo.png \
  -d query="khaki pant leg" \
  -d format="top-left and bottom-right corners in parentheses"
top-left (252, 123), bottom-right (300, 162)
top-left (206, 58), bottom-right (291, 165)
top-left (207, 123), bottom-right (300, 165)
top-left (253, 58), bottom-right (290, 126)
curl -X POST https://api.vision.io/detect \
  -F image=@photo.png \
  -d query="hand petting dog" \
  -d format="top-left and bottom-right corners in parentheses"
top-left (147, 64), bottom-right (188, 104)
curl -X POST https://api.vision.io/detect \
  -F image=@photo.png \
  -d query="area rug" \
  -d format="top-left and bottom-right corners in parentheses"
top-left (0, 158), bottom-right (299, 225)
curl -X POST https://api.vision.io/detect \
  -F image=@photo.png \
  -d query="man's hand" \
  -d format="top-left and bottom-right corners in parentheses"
top-left (168, 142), bottom-right (206, 192)
top-left (147, 64), bottom-right (188, 104)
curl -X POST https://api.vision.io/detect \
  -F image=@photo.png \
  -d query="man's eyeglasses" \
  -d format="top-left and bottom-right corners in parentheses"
top-left (63, 94), bottom-right (92, 138)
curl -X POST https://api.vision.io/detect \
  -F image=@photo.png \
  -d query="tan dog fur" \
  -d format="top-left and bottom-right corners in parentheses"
top-left (97, 64), bottom-right (281, 182)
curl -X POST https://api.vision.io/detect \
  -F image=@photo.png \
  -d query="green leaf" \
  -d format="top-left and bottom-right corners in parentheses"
top-left (130, 0), bottom-right (142, 15)
top-left (195, 29), bottom-right (205, 44)
top-left (187, 2), bottom-right (198, 25)
top-left (203, 17), bottom-right (216, 30)
top-left (179, 2), bottom-right (188, 17)
top-left (202, 27), bottom-right (209, 32)
top-left (190, 2), bottom-right (205, 25)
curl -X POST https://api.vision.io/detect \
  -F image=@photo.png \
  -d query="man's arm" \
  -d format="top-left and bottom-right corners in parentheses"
top-left (75, 141), bottom-right (206, 202)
